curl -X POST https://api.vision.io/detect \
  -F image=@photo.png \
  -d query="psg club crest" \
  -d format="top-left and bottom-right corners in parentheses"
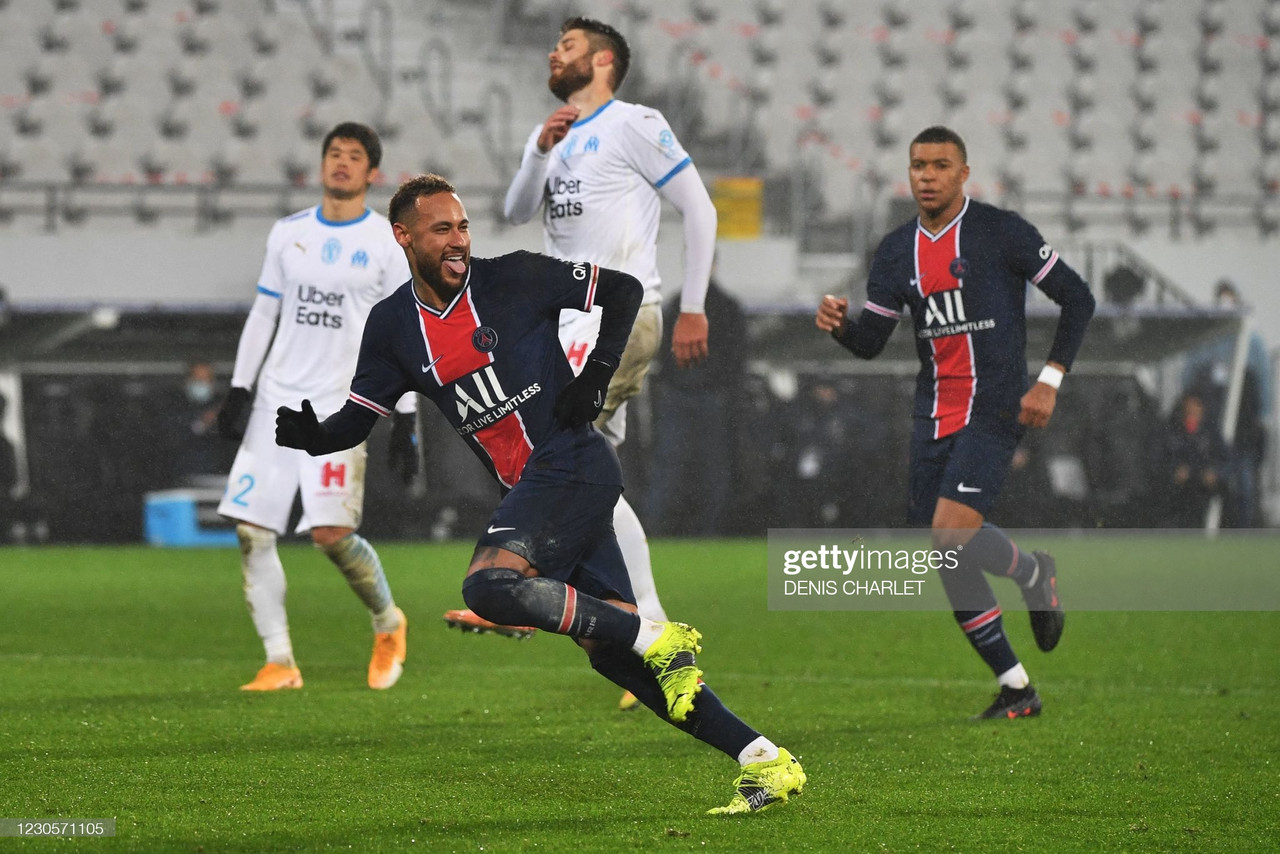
top-left (949, 257), bottom-right (970, 278)
top-left (472, 327), bottom-right (498, 352)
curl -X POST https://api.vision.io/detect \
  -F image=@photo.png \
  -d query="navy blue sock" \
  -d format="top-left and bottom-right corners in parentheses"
top-left (937, 552), bottom-right (1021, 677)
top-left (964, 523), bottom-right (1038, 587)
top-left (587, 643), bottom-right (760, 760)
top-left (954, 606), bottom-right (1020, 677)
top-left (462, 568), bottom-right (640, 644)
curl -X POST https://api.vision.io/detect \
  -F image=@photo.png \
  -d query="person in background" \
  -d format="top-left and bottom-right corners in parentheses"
top-left (1182, 279), bottom-right (1271, 526)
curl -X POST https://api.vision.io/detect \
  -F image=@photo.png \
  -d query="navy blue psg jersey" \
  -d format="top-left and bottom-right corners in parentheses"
top-left (864, 198), bottom-right (1068, 439)
top-left (345, 251), bottom-right (621, 489)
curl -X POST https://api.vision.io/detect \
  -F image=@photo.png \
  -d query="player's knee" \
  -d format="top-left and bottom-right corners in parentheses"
top-left (461, 567), bottom-right (526, 624)
top-left (932, 529), bottom-right (970, 552)
top-left (311, 526), bottom-right (353, 549)
top-left (236, 523), bottom-right (276, 555)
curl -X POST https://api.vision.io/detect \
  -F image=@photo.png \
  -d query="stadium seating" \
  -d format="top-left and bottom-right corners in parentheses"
top-left (0, 0), bottom-right (1277, 238)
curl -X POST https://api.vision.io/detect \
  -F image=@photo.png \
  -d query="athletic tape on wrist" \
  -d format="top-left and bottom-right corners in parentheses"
top-left (1038, 365), bottom-right (1064, 390)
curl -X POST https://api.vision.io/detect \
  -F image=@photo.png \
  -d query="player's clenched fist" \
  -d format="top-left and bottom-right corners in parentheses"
top-left (537, 105), bottom-right (581, 153)
top-left (815, 294), bottom-right (849, 334)
top-left (1018, 383), bottom-right (1057, 429)
top-left (276, 399), bottom-right (325, 453)
top-left (554, 357), bottom-right (614, 427)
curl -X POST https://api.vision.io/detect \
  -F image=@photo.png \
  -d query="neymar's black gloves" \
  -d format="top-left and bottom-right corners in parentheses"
top-left (216, 386), bottom-right (253, 440)
top-left (388, 411), bottom-right (420, 484)
top-left (275, 399), bottom-right (326, 453)
top-left (554, 357), bottom-right (614, 428)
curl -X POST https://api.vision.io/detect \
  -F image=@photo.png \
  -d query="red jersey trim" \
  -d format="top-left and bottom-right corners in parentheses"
top-left (864, 300), bottom-right (901, 320)
top-left (350, 392), bottom-right (391, 417)
top-left (1031, 251), bottom-right (1059, 284)
top-left (583, 264), bottom-right (599, 311)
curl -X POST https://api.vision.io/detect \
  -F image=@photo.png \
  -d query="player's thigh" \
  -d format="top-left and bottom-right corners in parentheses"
top-left (477, 471), bottom-right (623, 586)
top-left (217, 408), bottom-right (301, 534)
top-left (907, 432), bottom-right (954, 525)
top-left (295, 442), bottom-right (368, 533)
top-left (936, 426), bottom-right (1018, 517)
top-left (604, 302), bottom-right (662, 411)
top-left (570, 524), bottom-right (635, 606)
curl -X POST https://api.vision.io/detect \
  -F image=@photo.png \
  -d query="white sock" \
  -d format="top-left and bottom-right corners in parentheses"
top-left (997, 662), bottom-right (1031, 689)
top-left (320, 532), bottom-right (397, 629)
top-left (371, 604), bottom-right (402, 635)
top-left (615, 496), bottom-right (668, 622)
top-left (237, 524), bottom-right (294, 666)
top-left (631, 616), bottom-right (666, 656)
top-left (737, 736), bottom-right (780, 766)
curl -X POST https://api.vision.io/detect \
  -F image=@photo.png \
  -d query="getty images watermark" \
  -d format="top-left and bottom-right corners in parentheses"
top-left (770, 530), bottom-right (955, 610)
top-left (768, 528), bottom-right (1280, 611)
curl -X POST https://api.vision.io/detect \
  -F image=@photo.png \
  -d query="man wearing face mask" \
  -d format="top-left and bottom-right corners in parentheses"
top-left (173, 362), bottom-right (231, 483)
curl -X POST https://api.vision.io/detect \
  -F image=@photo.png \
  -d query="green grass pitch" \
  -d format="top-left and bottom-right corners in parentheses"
top-left (1, 537), bottom-right (1277, 852)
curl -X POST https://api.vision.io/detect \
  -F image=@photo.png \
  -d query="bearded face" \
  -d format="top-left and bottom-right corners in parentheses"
top-left (548, 50), bottom-right (594, 101)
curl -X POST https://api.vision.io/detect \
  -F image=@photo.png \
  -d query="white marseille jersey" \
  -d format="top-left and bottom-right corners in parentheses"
top-left (255, 206), bottom-right (409, 415)
top-left (528, 99), bottom-right (693, 305)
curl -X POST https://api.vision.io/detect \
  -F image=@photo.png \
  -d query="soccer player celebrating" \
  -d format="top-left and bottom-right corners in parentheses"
top-left (441, 19), bottom-right (719, 709)
top-left (216, 122), bottom-right (417, 692)
top-left (276, 175), bottom-right (805, 815)
top-left (815, 126), bottom-right (1096, 719)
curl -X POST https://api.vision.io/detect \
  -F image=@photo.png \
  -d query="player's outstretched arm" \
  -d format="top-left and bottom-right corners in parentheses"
top-left (818, 294), bottom-right (898, 359)
top-left (659, 167), bottom-right (717, 367)
top-left (276, 399), bottom-right (378, 456)
top-left (1036, 262), bottom-right (1097, 374)
top-left (218, 288), bottom-right (284, 439)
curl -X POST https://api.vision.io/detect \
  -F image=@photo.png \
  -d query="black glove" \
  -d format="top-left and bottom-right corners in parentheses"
top-left (216, 386), bottom-right (253, 440)
top-left (275, 399), bottom-right (325, 452)
top-left (388, 411), bottom-right (420, 484)
top-left (554, 357), bottom-right (614, 428)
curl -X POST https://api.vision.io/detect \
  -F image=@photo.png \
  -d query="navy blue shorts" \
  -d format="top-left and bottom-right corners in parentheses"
top-left (907, 421), bottom-right (1019, 524)
top-left (476, 470), bottom-right (634, 604)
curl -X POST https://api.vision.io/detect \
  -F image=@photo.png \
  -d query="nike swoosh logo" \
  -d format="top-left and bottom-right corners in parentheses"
top-left (486, 525), bottom-right (515, 534)
top-left (422, 355), bottom-right (442, 372)
top-left (957, 483), bottom-right (982, 493)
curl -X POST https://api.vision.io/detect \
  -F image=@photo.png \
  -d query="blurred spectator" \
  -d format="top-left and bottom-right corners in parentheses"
top-left (1080, 380), bottom-right (1163, 527)
top-left (644, 279), bottom-right (747, 535)
top-left (171, 362), bottom-right (235, 483)
top-left (1182, 279), bottom-right (1272, 526)
top-left (1156, 392), bottom-right (1229, 527)
top-left (0, 392), bottom-right (17, 542)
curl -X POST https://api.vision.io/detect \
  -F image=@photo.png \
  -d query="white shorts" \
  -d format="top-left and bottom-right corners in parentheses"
top-left (558, 302), bottom-right (662, 447)
top-left (217, 401), bottom-right (368, 535)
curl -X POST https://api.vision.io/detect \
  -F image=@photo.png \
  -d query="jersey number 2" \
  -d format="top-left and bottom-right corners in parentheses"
top-left (230, 474), bottom-right (255, 507)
